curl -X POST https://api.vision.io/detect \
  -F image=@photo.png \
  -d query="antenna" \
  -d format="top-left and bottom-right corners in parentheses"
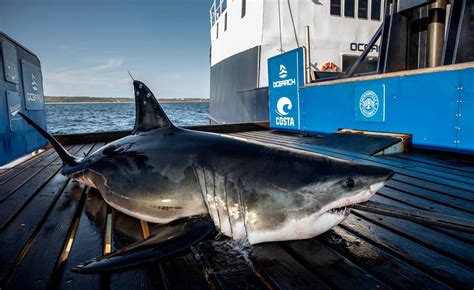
top-left (127, 70), bottom-right (135, 81)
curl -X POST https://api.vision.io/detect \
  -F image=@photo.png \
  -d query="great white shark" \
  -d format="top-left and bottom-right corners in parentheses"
top-left (19, 80), bottom-right (393, 273)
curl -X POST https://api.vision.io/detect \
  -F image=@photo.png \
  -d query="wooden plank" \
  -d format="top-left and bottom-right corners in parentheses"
top-left (381, 154), bottom-right (474, 178)
top-left (0, 171), bottom-right (68, 230)
top-left (322, 227), bottom-right (449, 289)
top-left (109, 209), bottom-right (165, 290)
top-left (375, 188), bottom-right (474, 220)
top-left (372, 193), bottom-right (474, 244)
top-left (368, 156), bottom-right (474, 185)
top-left (192, 240), bottom-right (269, 289)
top-left (0, 148), bottom-right (57, 185)
top-left (0, 145), bottom-right (87, 229)
top-left (400, 152), bottom-right (474, 172)
top-left (159, 253), bottom-right (211, 290)
top-left (0, 174), bottom-right (72, 285)
top-left (251, 243), bottom-right (331, 289)
top-left (353, 201), bottom-right (474, 233)
top-left (1, 144), bottom-right (96, 290)
top-left (391, 174), bottom-right (474, 200)
top-left (258, 130), bottom-right (474, 179)
top-left (55, 188), bottom-right (107, 290)
top-left (0, 145), bottom-right (82, 202)
top-left (352, 207), bottom-right (474, 266)
top-left (245, 130), bottom-right (474, 188)
top-left (340, 215), bottom-right (474, 288)
top-left (385, 180), bottom-right (474, 214)
top-left (283, 239), bottom-right (389, 289)
top-left (0, 147), bottom-right (56, 183)
top-left (153, 225), bottom-right (210, 290)
top-left (233, 132), bottom-right (474, 192)
top-left (1, 181), bottom-right (86, 289)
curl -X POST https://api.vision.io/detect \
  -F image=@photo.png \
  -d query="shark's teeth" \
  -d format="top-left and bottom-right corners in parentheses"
top-left (327, 207), bottom-right (350, 216)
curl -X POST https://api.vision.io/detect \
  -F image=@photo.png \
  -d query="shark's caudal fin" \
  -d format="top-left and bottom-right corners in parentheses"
top-left (72, 215), bottom-right (214, 273)
top-left (18, 112), bottom-right (79, 166)
top-left (132, 80), bottom-right (175, 134)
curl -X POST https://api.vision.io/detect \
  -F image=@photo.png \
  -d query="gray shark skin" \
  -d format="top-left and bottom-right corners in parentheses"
top-left (19, 80), bottom-right (393, 273)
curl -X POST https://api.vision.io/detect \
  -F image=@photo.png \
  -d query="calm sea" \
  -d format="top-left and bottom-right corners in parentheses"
top-left (46, 102), bottom-right (209, 135)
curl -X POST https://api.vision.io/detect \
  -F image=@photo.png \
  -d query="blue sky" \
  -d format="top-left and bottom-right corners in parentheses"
top-left (0, 0), bottom-right (211, 98)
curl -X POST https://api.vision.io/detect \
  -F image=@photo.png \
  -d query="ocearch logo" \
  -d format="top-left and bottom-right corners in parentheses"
top-left (272, 64), bottom-right (296, 88)
top-left (275, 97), bottom-right (295, 126)
top-left (279, 65), bottom-right (288, 78)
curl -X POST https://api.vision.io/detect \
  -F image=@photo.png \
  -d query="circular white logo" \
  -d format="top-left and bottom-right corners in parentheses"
top-left (359, 90), bottom-right (379, 118)
top-left (276, 97), bottom-right (292, 116)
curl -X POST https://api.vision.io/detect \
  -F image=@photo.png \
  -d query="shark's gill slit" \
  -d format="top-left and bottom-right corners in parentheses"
top-left (193, 166), bottom-right (210, 215)
top-left (236, 179), bottom-right (250, 240)
top-left (223, 174), bottom-right (234, 238)
top-left (211, 169), bottom-right (222, 230)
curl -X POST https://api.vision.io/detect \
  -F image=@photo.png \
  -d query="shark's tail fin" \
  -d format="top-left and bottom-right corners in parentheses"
top-left (18, 112), bottom-right (79, 166)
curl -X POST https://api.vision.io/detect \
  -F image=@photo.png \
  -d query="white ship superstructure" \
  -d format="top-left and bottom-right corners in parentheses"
top-left (209, 0), bottom-right (382, 124)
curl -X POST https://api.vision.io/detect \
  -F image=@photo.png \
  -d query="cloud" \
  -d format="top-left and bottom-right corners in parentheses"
top-left (43, 58), bottom-right (131, 97)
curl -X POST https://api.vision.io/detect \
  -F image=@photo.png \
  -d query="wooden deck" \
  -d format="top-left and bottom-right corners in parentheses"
top-left (1, 127), bottom-right (473, 290)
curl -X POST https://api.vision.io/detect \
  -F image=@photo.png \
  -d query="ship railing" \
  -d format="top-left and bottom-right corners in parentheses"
top-left (209, 0), bottom-right (227, 27)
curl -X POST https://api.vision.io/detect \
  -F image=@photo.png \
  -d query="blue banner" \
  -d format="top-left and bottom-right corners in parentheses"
top-left (268, 48), bottom-right (304, 130)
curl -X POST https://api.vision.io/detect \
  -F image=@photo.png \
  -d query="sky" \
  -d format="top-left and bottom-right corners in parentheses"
top-left (0, 0), bottom-right (211, 98)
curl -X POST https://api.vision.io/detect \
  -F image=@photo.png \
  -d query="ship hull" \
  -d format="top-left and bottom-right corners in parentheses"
top-left (209, 46), bottom-right (268, 124)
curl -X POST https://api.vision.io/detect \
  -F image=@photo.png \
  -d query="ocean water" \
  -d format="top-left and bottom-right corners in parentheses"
top-left (45, 102), bottom-right (209, 135)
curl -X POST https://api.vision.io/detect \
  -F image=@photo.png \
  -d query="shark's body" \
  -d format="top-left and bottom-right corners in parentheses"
top-left (19, 80), bottom-right (393, 273)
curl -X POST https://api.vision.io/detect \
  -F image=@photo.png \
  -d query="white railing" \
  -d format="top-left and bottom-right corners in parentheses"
top-left (209, 0), bottom-right (227, 27)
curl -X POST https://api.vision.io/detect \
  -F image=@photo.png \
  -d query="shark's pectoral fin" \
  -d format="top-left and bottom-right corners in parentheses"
top-left (71, 215), bottom-right (214, 273)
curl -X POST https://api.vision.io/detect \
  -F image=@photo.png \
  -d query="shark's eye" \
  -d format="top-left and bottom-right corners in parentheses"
top-left (345, 178), bottom-right (355, 188)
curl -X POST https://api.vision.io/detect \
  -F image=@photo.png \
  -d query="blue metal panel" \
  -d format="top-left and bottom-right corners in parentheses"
top-left (458, 68), bottom-right (474, 151)
top-left (0, 33), bottom-right (48, 166)
top-left (2, 38), bottom-right (19, 84)
top-left (268, 48), bottom-right (304, 131)
top-left (297, 68), bottom-right (473, 153)
top-left (7, 91), bottom-right (24, 131)
top-left (21, 59), bottom-right (45, 111)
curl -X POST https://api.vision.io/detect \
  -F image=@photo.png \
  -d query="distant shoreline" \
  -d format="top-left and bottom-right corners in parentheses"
top-left (46, 100), bottom-right (209, 105)
top-left (45, 96), bottom-right (209, 104)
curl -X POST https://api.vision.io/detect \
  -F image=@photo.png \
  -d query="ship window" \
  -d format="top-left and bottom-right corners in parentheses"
top-left (345, 0), bottom-right (355, 17)
top-left (371, 0), bottom-right (381, 20)
top-left (216, 22), bottom-right (219, 39)
top-left (241, 0), bottom-right (246, 18)
top-left (330, 0), bottom-right (341, 15)
top-left (224, 13), bottom-right (227, 31)
top-left (342, 55), bottom-right (378, 73)
top-left (358, 0), bottom-right (368, 18)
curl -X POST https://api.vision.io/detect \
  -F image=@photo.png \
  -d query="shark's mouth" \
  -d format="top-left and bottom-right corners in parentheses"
top-left (322, 180), bottom-right (387, 218)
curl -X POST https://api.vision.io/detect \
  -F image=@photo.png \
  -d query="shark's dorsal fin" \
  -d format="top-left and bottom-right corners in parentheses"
top-left (132, 80), bottom-right (174, 134)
